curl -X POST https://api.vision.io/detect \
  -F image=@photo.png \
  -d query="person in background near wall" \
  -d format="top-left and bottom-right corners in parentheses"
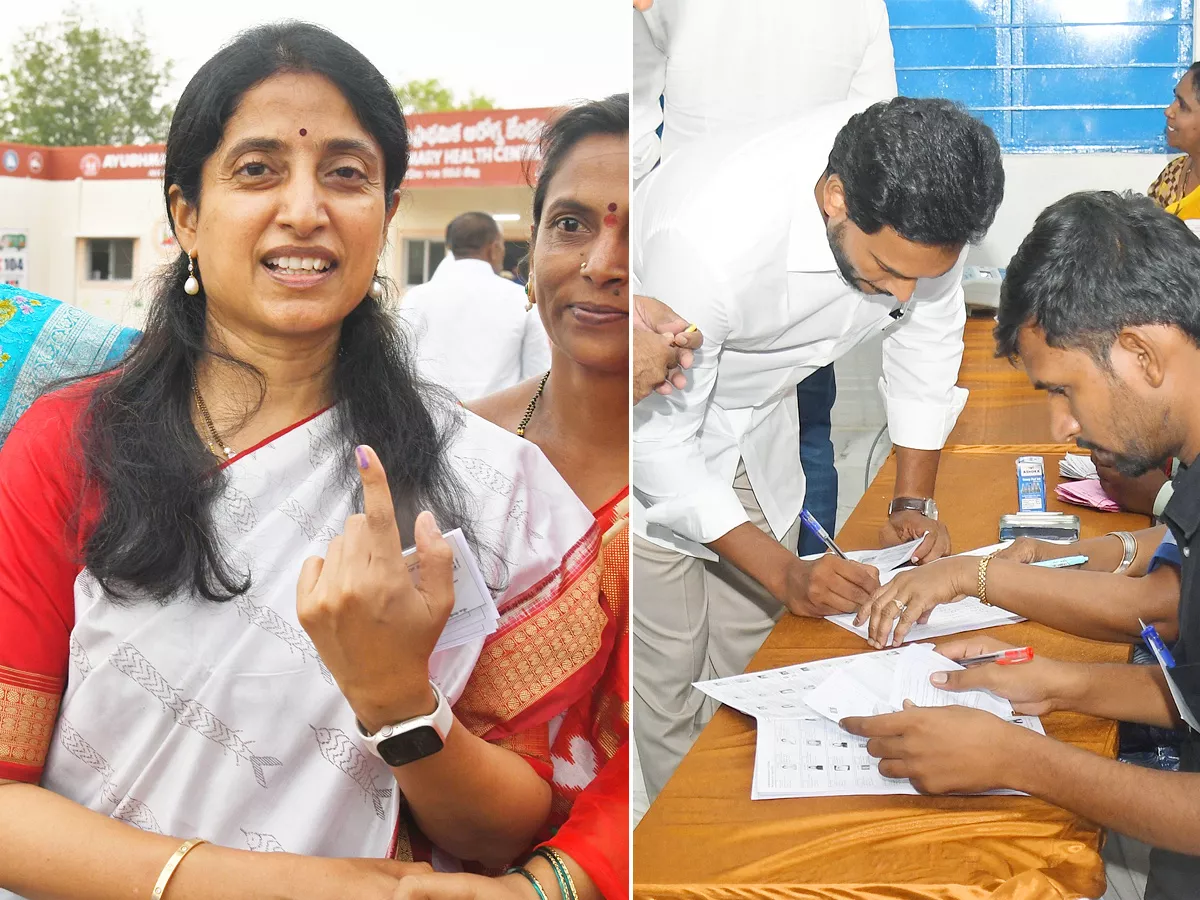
top-left (631, 97), bottom-right (1005, 798)
top-left (843, 192), bottom-right (1200, 900)
top-left (400, 212), bottom-right (550, 401)
top-left (1150, 62), bottom-right (1200, 221)
top-left (632, 0), bottom-right (897, 557)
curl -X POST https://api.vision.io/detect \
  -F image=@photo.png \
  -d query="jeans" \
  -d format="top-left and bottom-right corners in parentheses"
top-left (797, 364), bottom-right (838, 557)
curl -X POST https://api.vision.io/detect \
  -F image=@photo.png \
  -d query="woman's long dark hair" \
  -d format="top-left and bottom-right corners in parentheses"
top-left (80, 22), bottom-right (474, 603)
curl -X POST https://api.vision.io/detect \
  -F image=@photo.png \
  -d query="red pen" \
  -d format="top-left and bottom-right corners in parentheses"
top-left (957, 646), bottom-right (1034, 667)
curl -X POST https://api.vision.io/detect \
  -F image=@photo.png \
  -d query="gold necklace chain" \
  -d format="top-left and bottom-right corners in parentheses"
top-left (516, 371), bottom-right (550, 438)
top-left (192, 380), bottom-right (235, 459)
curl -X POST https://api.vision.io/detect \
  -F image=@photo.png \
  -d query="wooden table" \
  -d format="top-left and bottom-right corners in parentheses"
top-left (633, 452), bottom-right (1149, 900)
top-left (945, 316), bottom-right (1071, 448)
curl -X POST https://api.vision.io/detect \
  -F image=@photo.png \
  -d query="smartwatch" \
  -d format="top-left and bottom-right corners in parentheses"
top-left (888, 496), bottom-right (938, 521)
top-left (355, 681), bottom-right (453, 768)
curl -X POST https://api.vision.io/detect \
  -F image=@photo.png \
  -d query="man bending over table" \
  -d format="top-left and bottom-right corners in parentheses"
top-left (631, 97), bottom-right (1005, 796)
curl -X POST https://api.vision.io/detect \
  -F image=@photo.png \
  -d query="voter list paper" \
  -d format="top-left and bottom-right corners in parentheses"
top-left (403, 527), bottom-right (500, 651)
top-left (751, 714), bottom-right (1046, 799)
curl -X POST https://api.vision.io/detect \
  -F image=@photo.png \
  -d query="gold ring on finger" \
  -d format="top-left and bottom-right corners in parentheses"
top-left (894, 601), bottom-right (908, 614)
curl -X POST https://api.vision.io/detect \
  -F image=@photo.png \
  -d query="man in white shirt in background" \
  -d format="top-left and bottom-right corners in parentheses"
top-left (400, 211), bottom-right (550, 401)
top-left (632, 97), bottom-right (1006, 797)
top-left (632, 0), bottom-right (898, 565)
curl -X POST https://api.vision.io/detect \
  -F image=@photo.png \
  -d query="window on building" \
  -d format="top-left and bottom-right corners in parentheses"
top-left (87, 239), bottom-right (135, 281)
top-left (405, 238), bottom-right (446, 285)
top-left (888, 0), bottom-right (1194, 151)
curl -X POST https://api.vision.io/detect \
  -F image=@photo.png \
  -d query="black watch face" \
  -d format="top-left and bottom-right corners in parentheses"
top-left (378, 725), bottom-right (445, 768)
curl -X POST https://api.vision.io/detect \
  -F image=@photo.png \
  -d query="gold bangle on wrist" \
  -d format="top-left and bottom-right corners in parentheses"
top-left (978, 553), bottom-right (996, 606)
top-left (533, 847), bottom-right (579, 900)
top-left (151, 838), bottom-right (207, 900)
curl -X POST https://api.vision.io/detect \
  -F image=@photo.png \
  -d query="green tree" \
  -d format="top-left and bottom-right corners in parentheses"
top-left (0, 12), bottom-right (174, 146)
top-left (392, 78), bottom-right (496, 114)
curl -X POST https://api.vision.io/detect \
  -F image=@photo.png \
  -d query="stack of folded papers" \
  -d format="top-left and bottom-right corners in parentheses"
top-left (1059, 453), bottom-right (1099, 480)
top-left (1055, 478), bottom-right (1119, 512)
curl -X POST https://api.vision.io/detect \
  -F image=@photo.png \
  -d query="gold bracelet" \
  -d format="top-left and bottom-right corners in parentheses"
top-left (978, 554), bottom-right (996, 607)
top-left (151, 838), bottom-right (207, 900)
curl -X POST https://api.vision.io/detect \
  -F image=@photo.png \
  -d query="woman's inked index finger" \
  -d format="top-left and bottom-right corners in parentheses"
top-left (355, 445), bottom-right (401, 538)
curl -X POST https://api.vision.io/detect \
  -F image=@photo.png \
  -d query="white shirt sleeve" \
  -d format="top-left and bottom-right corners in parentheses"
top-left (632, 8), bottom-right (667, 182)
top-left (879, 255), bottom-right (970, 450)
top-left (849, 0), bottom-right (899, 104)
top-left (633, 228), bottom-right (749, 545)
top-left (520, 307), bottom-right (552, 380)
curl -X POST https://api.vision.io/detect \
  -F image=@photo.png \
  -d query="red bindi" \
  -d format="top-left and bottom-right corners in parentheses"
top-left (299, 128), bottom-right (307, 136)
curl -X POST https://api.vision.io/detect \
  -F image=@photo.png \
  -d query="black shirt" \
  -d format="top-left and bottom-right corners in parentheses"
top-left (1148, 457), bottom-right (1200, 900)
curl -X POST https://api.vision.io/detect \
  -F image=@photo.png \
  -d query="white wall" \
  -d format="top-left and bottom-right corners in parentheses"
top-left (967, 152), bottom-right (1176, 269)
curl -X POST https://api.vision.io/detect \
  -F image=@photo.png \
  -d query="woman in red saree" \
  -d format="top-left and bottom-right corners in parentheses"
top-left (0, 23), bottom-right (613, 900)
top-left (396, 96), bottom-right (630, 900)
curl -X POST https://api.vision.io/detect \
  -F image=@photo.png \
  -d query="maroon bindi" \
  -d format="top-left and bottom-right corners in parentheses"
top-left (607, 202), bottom-right (617, 212)
top-left (299, 128), bottom-right (308, 136)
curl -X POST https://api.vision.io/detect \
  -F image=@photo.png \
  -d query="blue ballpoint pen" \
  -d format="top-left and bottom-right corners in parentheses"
top-left (799, 509), bottom-right (848, 560)
top-left (1140, 618), bottom-right (1176, 668)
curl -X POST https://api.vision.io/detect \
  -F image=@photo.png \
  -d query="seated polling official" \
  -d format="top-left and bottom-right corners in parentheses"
top-left (857, 524), bottom-right (1180, 648)
top-left (0, 23), bottom-right (607, 900)
top-left (843, 192), bottom-right (1200, 900)
top-left (631, 96), bottom-right (1005, 796)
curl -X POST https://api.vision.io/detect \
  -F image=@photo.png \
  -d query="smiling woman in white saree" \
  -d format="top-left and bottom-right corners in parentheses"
top-left (0, 22), bottom-right (606, 900)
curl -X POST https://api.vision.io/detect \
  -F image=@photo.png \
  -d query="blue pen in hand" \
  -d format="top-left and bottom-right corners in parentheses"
top-left (799, 509), bottom-right (848, 560)
top-left (1140, 618), bottom-right (1176, 668)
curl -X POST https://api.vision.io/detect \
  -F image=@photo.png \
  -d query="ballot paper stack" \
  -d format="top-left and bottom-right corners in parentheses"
top-left (694, 644), bottom-right (1045, 799)
top-left (1055, 453), bottom-right (1120, 511)
top-left (405, 528), bottom-right (501, 652)
top-left (823, 540), bottom-right (1025, 644)
top-left (1059, 453), bottom-right (1099, 480)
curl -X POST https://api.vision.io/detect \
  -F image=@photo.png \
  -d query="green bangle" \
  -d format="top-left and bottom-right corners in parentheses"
top-left (532, 848), bottom-right (579, 900)
top-left (507, 866), bottom-right (550, 900)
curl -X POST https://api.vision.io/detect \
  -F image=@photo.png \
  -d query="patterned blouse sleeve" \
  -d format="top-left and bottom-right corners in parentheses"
top-left (1148, 156), bottom-right (1185, 208)
top-left (0, 390), bottom-right (90, 783)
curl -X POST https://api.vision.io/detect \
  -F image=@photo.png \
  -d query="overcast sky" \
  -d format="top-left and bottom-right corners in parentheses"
top-left (0, 1), bottom-right (630, 110)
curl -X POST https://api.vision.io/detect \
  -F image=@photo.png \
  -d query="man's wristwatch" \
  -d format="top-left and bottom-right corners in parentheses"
top-left (355, 681), bottom-right (453, 768)
top-left (888, 496), bottom-right (938, 521)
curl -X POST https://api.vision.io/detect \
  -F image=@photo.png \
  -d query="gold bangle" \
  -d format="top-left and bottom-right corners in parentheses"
top-left (978, 554), bottom-right (996, 607)
top-left (151, 838), bottom-right (207, 900)
top-left (534, 847), bottom-right (580, 900)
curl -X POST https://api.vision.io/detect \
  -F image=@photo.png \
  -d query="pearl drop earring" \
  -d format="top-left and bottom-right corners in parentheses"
top-left (184, 255), bottom-right (200, 296)
top-left (369, 275), bottom-right (384, 299)
top-left (524, 281), bottom-right (534, 312)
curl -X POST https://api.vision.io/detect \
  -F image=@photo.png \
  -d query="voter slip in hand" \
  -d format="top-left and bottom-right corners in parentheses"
top-left (803, 643), bottom-right (1014, 723)
top-left (1059, 453), bottom-right (1099, 480)
top-left (403, 527), bottom-right (500, 652)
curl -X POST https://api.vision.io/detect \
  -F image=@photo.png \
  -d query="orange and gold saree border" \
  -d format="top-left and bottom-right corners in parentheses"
top-left (456, 524), bottom-right (608, 736)
top-left (0, 664), bottom-right (63, 772)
